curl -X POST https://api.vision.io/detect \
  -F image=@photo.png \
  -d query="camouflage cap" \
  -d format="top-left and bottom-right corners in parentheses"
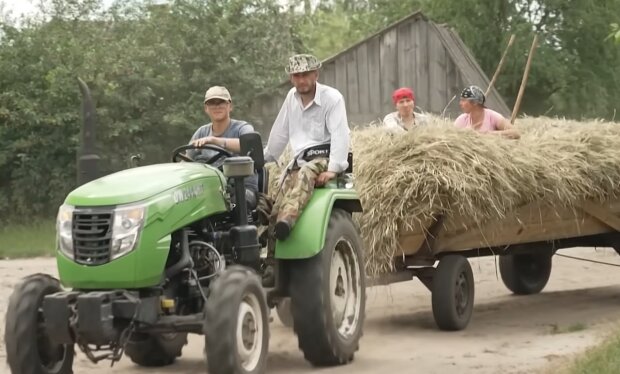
top-left (285, 54), bottom-right (322, 74)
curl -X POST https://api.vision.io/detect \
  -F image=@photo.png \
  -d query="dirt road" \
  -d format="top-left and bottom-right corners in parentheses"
top-left (2, 246), bottom-right (620, 374)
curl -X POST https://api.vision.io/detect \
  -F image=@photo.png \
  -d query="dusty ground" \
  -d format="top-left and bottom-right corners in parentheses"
top-left (2, 247), bottom-right (620, 374)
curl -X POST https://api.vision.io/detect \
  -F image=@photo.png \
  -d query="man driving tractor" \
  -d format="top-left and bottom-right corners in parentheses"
top-left (189, 85), bottom-right (259, 208)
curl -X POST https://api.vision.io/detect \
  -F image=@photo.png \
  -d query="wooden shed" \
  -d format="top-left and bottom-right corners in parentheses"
top-left (247, 11), bottom-right (510, 135)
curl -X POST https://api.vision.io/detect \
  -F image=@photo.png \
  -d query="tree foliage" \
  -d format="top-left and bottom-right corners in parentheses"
top-left (609, 22), bottom-right (620, 45)
top-left (1, 0), bottom-right (618, 222)
top-left (0, 0), bottom-right (298, 221)
top-left (293, 0), bottom-right (620, 119)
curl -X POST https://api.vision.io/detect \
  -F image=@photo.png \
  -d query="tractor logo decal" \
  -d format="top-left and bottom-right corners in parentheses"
top-left (173, 184), bottom-right (205, 204)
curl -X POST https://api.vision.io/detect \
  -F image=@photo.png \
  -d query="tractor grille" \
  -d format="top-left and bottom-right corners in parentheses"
top-left (72, 210), bottom-right (113, 265)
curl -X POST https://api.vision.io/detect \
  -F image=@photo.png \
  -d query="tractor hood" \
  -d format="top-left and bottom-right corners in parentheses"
top-left (65, 163), bottom-right (225, 206)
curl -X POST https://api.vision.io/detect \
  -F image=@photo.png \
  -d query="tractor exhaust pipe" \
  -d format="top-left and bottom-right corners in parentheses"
top-left (76, 77), bottom-right (100, 186)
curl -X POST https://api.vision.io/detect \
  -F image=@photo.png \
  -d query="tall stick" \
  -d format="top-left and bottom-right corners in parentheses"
top-left (486, 34), bottom-right (516, 97)
top-left (511, 34), bottom-right (538, 124)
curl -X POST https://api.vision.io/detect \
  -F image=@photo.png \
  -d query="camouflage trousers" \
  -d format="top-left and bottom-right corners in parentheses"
top-left (266, 158), bottom-right (328, 257)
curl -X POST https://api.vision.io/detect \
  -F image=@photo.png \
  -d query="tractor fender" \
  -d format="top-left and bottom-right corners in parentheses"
top-left (274, 188), bottom-right (362, 259)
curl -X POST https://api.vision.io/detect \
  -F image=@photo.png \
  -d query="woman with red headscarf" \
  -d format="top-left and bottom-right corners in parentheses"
top-left (382, 87), bottom-right (428, 132)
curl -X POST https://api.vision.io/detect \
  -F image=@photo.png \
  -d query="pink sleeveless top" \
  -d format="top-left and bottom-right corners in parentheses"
top-left (454, 108), bottom-right (504, 132)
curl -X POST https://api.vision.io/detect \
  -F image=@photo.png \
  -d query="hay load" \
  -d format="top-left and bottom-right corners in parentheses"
top-left (267, 116), bottom-right (620, 275)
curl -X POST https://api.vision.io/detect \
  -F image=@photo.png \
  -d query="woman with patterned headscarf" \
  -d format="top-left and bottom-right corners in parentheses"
top-left (454, 85), bottom-right (520, 139)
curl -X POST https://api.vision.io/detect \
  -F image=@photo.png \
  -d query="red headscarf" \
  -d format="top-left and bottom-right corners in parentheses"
top-left (392, 87), bottom-right (415, 105)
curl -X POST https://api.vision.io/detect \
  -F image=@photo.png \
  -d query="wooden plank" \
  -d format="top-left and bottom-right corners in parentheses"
top-left (346, 49), bottom-right (360, 114)
top-left (427, 27), bottom-right (447, 113)
top-left (444, 55), bottom-right (462, 118)
top-left (399, 229), bottom-right (427, 255)
top-left (413, 19), bottom-right (429, 112)
top-left (356, 43), bottom-right (370, 118)
top-left (580, 201), bottom-right (620, 231)
top-left (321, 61), bottom-right (336, 87)
top-left (335, 56), bottom-right (348, 111)
top-left (380, 28), bottom-right (398, 115)
top-left (397, 22), bottom-right (414, 90)
top-left (265, 86), bottom-right (290, 131)
top-left (398, 199), bottom-right (620, 256)
top-left (367, 36), bottom-right (382, 117)
top-left (406, 21), bottom-right (419, 99)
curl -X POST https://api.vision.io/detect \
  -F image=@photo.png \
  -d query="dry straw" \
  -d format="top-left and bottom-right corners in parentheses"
top-left (267, 116), bottom-right (620, 275)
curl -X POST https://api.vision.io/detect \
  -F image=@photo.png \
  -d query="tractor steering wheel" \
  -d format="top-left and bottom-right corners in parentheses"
top-left (171, 144), bottom-right (234, 165)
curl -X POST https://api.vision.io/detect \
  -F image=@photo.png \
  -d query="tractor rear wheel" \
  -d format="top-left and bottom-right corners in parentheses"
top-left (288, 208), bottom-right (366, 367)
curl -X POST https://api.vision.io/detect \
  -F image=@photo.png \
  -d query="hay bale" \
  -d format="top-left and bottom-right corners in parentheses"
top-left (267, 116), bottom-right (620, 275)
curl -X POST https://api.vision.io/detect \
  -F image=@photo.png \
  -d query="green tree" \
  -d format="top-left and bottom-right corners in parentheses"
top-left (293, 0), bottom-right (619, 119)
top-left (292, 0), bottom-right (423, 59)
top-left (406, 0), bottom-right (620, 119)
top-left (0, 0), bottom-right (299, 221)
top-left (608, 22), bottom-right (620, 45)
top-left (294, 4), bottom-right (366, 59)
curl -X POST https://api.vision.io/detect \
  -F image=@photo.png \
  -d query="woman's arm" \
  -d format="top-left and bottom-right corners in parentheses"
top-left (490, 110), bottom-right (520, 139)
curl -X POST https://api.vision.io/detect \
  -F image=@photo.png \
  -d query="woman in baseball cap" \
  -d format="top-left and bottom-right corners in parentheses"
top-left (382, 87), bottom-right (429, 132)
top-left (454, 85), bottom-right (520, 139)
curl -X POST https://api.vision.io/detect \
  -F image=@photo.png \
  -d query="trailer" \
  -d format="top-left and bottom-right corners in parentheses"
top-left (368, 199), bottom-right (620, 331)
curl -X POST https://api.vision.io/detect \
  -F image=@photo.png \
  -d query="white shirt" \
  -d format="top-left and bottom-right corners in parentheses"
top-left (382, 111), bottom-right (429, 132)
top-left (264, 82), bottom-right (350, 173)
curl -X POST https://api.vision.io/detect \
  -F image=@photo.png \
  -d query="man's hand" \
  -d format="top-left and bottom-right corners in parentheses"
top-left (191, 136), bottom-right (215, 147)
top-left (315, 171), bottom-right (337, 187)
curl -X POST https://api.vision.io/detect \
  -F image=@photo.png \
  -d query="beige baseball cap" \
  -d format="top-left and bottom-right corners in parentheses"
top-left (204, 86), bottom-right (232, 103)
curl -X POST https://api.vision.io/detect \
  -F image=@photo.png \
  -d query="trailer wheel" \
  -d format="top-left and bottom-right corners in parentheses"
top-left (288, 208), bottom-right (366, 367)
top-left (499, 253), bottom-right (552, 295)
top-left (125, 332), bottom-right (187, 367)
top-left (276, 298), bottom-right (293, 328)
top-left (431, 255), bottom-right (475, 331)
top-left (205, 266), bottom-right (269, 374)
top-left (5, 273), bottom-right (74, 374)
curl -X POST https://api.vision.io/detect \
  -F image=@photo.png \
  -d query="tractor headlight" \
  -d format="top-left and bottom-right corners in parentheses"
top-left (56, 204), bottom-right (74, 259)
top-left (111, 204), bottom-right (145, 260)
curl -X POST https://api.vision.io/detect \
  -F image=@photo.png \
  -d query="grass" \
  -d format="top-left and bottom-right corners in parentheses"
top-left (548, 322), bottom-right (588, 335)
top-left (0, 220), bottom-right (56, 259)
top-left (560, 330), bottom-right (620, 374)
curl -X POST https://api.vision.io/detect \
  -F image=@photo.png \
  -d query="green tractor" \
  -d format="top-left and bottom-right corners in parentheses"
top-left (4, 106), bottom-right (366, 374)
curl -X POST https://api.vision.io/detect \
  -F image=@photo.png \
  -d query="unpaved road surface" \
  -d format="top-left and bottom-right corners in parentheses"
top-left (2, 247), bottom-right (620, 374)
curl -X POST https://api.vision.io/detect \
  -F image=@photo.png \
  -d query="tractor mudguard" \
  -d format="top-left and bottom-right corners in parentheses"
top-left (274, 187), bottom-right (362, 259)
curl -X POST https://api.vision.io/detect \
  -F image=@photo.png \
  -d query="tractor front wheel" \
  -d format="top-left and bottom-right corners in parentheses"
top-left (5, 273), bottom-right (74, 374)
top-left (205, 266), bottom-right (269, 374)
